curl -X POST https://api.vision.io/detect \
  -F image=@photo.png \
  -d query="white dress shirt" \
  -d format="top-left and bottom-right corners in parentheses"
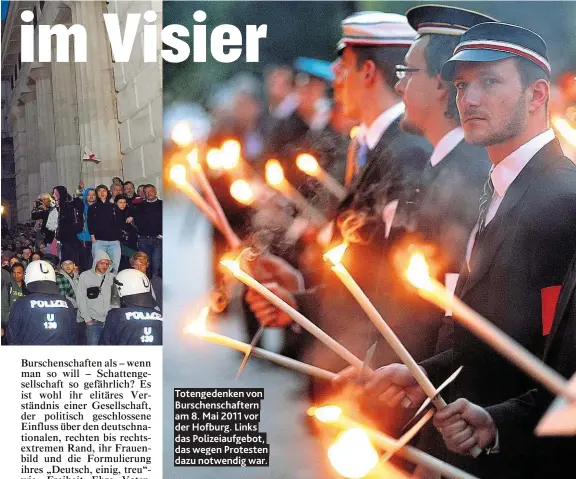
top-left (356, 102), bottom-right (405, 150)
top-left (430, 127), bottom-right (465, 167)
top-left (465, 129), bottom-right (556, 268)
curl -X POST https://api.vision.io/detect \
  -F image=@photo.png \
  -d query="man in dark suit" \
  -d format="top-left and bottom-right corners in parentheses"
top-left (246, 15), bottom-right (432, 445)
top-left (335, 22), bottom-right (576, 478)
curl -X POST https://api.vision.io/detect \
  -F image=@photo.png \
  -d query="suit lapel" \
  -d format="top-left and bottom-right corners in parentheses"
top-left (461, 139), bottom-right (565, 297)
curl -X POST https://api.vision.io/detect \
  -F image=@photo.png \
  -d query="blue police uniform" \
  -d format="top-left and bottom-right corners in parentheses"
top-left (99, 306), bottom-right (162, 346)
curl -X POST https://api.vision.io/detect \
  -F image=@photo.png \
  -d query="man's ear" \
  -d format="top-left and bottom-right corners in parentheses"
top-left (364, 60), bottom-right (377, 84)
top-left (436, 74), bottom-right (449, 102)
top-left (528, 79), bottom-right (550, 113)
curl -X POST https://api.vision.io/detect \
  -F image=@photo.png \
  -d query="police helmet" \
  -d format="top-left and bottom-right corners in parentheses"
top-left (25, 260), bottom-right (56, 285)
top-left (114, 269), bottom-right (151, 298)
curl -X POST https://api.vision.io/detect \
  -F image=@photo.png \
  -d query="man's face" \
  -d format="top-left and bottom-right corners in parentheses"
top-left (62, 261), bottom-right (75, 275)
top-left (96, 260), bottom-right (110, 274)
top-left (454, 59), bottom-right (529, 146)
top-left (132, 258), bottom-right (148, 274)
top-left (124, 183), bottom-right (135, 197)
top-left (112, 184), bottom-right (123, 198)
top-left (12, 266), bottom-right (24, 283)
top-left (87, 190), bottom-right (97, 205)
top-left (22, 248), bottom-right (32, 259)
top-left (395, 37), bottom-right (435, 135)
top-left (137, 186), bottom-right (145, 198)
top-left (145, 186), bottom-right (157, 201)
top-left (97, 188), bottom-right (108, 202)
top-left (338, 48), bottom-right (364, 120)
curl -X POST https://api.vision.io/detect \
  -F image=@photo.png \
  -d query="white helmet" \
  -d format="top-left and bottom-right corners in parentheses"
top-left (114, 269), bottom-right (151, 297)
top-left (25, 260), bottom-right (56, 285)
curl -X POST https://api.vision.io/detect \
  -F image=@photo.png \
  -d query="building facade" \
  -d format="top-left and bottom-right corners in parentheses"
top-left (1, 0), bottom-right (162, 223)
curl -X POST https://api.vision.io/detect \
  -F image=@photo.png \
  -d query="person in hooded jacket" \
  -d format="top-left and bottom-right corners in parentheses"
top-left (77, 188), bottom-right (96, 272)
top-left (114, 194), bottom-right (138, 271)
top-left (88, 185), bottom-right (122, 273)
top-left (52, 186), bottom-right (84, 266)
top-left (76, 250), bottom-right (117, 345)
top-left (6, 260), bottom-right (77, 345)
top-left (99, 269), bottom-right (162, 345)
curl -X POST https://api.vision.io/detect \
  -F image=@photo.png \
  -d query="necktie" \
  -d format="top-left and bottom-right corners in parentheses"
top-left (356, 141), bottom-right (368, 175)
top-left (476, 175), bottom-right (495, 236)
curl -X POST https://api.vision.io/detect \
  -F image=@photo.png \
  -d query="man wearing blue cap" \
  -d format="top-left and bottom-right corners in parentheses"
top-left (335, 22), bottom-right (576, 478)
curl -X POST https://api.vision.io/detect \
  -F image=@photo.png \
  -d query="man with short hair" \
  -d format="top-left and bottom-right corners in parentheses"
top-left (337, 22), bottom-right (576, 478)
top-left (123, 181), bottom-right (137, 206)
top-left (77, 250), bottom-right (116, 345)
top-left (20, 247), bottom-right (32, 267)
top-left (110, 183), bottom-right (124, 202)
top-left (134, 185), bottom-right (162, 278)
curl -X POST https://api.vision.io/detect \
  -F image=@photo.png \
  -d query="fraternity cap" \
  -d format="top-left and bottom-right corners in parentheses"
top-left (294, 57), bottom-right (334, 84)
top-left (339, 11), bottom-right (416, 49)
top-left (406, 4), bottom-right (497, 37)
top-left (441, 22), bottom-right (550, 81)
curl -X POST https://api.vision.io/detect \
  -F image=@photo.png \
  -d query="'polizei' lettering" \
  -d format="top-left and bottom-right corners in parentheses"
top-left (30, 300), bottom-right (69, 309)
top-left (125, 311), bottom-right (162, 321)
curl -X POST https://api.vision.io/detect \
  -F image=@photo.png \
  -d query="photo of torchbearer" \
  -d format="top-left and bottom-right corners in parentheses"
top-left (1, 1), bottom-right (163, 346)
top-left (162, 1), bottom-right (576, 478)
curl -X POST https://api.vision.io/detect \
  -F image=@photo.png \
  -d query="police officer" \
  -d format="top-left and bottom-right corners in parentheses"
top-left (6, 260), bottom-right (76, 345)
top-left (99, 269), bottom-right (162, 345)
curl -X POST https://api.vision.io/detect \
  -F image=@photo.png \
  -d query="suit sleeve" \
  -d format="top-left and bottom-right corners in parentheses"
top-left (419, 349), bottom-right (453, 386)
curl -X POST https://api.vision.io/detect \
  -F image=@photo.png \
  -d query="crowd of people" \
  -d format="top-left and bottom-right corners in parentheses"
top-left (187, 4), bottom-right (576, 478)
top-left (1, 177), bottom-right (163, 346)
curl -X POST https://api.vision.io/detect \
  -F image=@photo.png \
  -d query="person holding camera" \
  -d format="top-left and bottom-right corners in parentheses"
top-left (76, 250), bottom-right (117, 345)
top-left (52, 186), bottom-right (84, 267)
top-left (30, 194), bottom-right (55, 251)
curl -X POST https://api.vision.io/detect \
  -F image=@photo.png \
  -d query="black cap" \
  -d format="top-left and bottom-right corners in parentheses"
top-left (406, 4), bottom-right (497, 37)
top-left (441, 22), bottom-right (550, 81)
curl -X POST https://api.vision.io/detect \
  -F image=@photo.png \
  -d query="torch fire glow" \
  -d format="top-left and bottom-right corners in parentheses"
top-left (220, 257), bottom-right (366, 370)
top-left (308, 406), bottom-right (478, 479)
top-left (405, 253), bottom-right (576, 403)
top-left (185, 306), bottom-right (337, 380)
top-left (171, 121), bottom-right (193, 147)
top-left (206, 148), bottom-right (224, 170)
top-left (265, 159), bottom-right (327, 226)
top-left (296, 154), bottom-right (346, 200)
top-left (328, 428), bottom-right (379, 479)
top-left (220, 139), bottom-right (242, 169)
top-left (552, 116), bottom-right (576, 148)
top-left (230, 179), bottom-right (255, 206)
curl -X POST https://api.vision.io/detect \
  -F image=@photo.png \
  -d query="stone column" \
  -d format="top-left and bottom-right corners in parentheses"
top-left (51, 35), bottom-right (81, 192)
top-left (22, 91), bottom-right (42, 203)
top-left (72, 0), bottom-right (122, 187)
top-left (11, 105), bottom-right (30, 222)
top-left (30, 67), bottom-right (59, 193)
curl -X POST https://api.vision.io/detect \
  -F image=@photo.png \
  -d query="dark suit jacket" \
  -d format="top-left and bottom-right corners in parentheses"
top-left (483, 251), bottom-right (576, 478)
top-left (302, 118), bottom-right (432, 390)
top-left (420, 139), bottom-right (576, 477)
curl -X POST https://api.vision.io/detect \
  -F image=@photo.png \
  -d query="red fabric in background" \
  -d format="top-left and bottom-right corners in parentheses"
top-left (541, 285), bottom-right (562, 336)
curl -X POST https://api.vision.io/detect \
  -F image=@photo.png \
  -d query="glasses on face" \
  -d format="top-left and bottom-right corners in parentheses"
top-left (395, 65), bottom-right (421, 80)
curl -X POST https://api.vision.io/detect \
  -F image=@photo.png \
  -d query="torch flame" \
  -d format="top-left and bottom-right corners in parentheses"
top-left (552, 116), bottom-right (576, 148)
top-left (220, 140), bottom-right (241, 169)
top-left (265, 159), bottom-right (285, 186)
top-left (230, 179), bottom-right (254, 205)
top-left (328, 428), bottom-right (379, 479)
top-left (169, 164), bottom-right (188, 186)
top-left (307, 405), bottom-right (342, 423)
top-left (323, 243), bottom-right (348, 266)
top-left (406, 253), bottom-right (433, 291)
top-left (185, 306), bottom-right (210, 335)
top-left (350, 125), bottom-right (360, 139)
top-left (171, 121), bottom-right (193, 147)
top-left (187, 148), bottom-right (200, 171)
top-left (296, 153), bottom-right (320, 176)
top-left (220, 259), bottom-right (242, 275)
top-left (206, 148), bottom-right (224, 170)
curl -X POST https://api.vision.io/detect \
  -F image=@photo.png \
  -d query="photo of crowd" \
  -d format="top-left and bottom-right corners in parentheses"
top-left (1, 178), bottom-right (162, 346)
